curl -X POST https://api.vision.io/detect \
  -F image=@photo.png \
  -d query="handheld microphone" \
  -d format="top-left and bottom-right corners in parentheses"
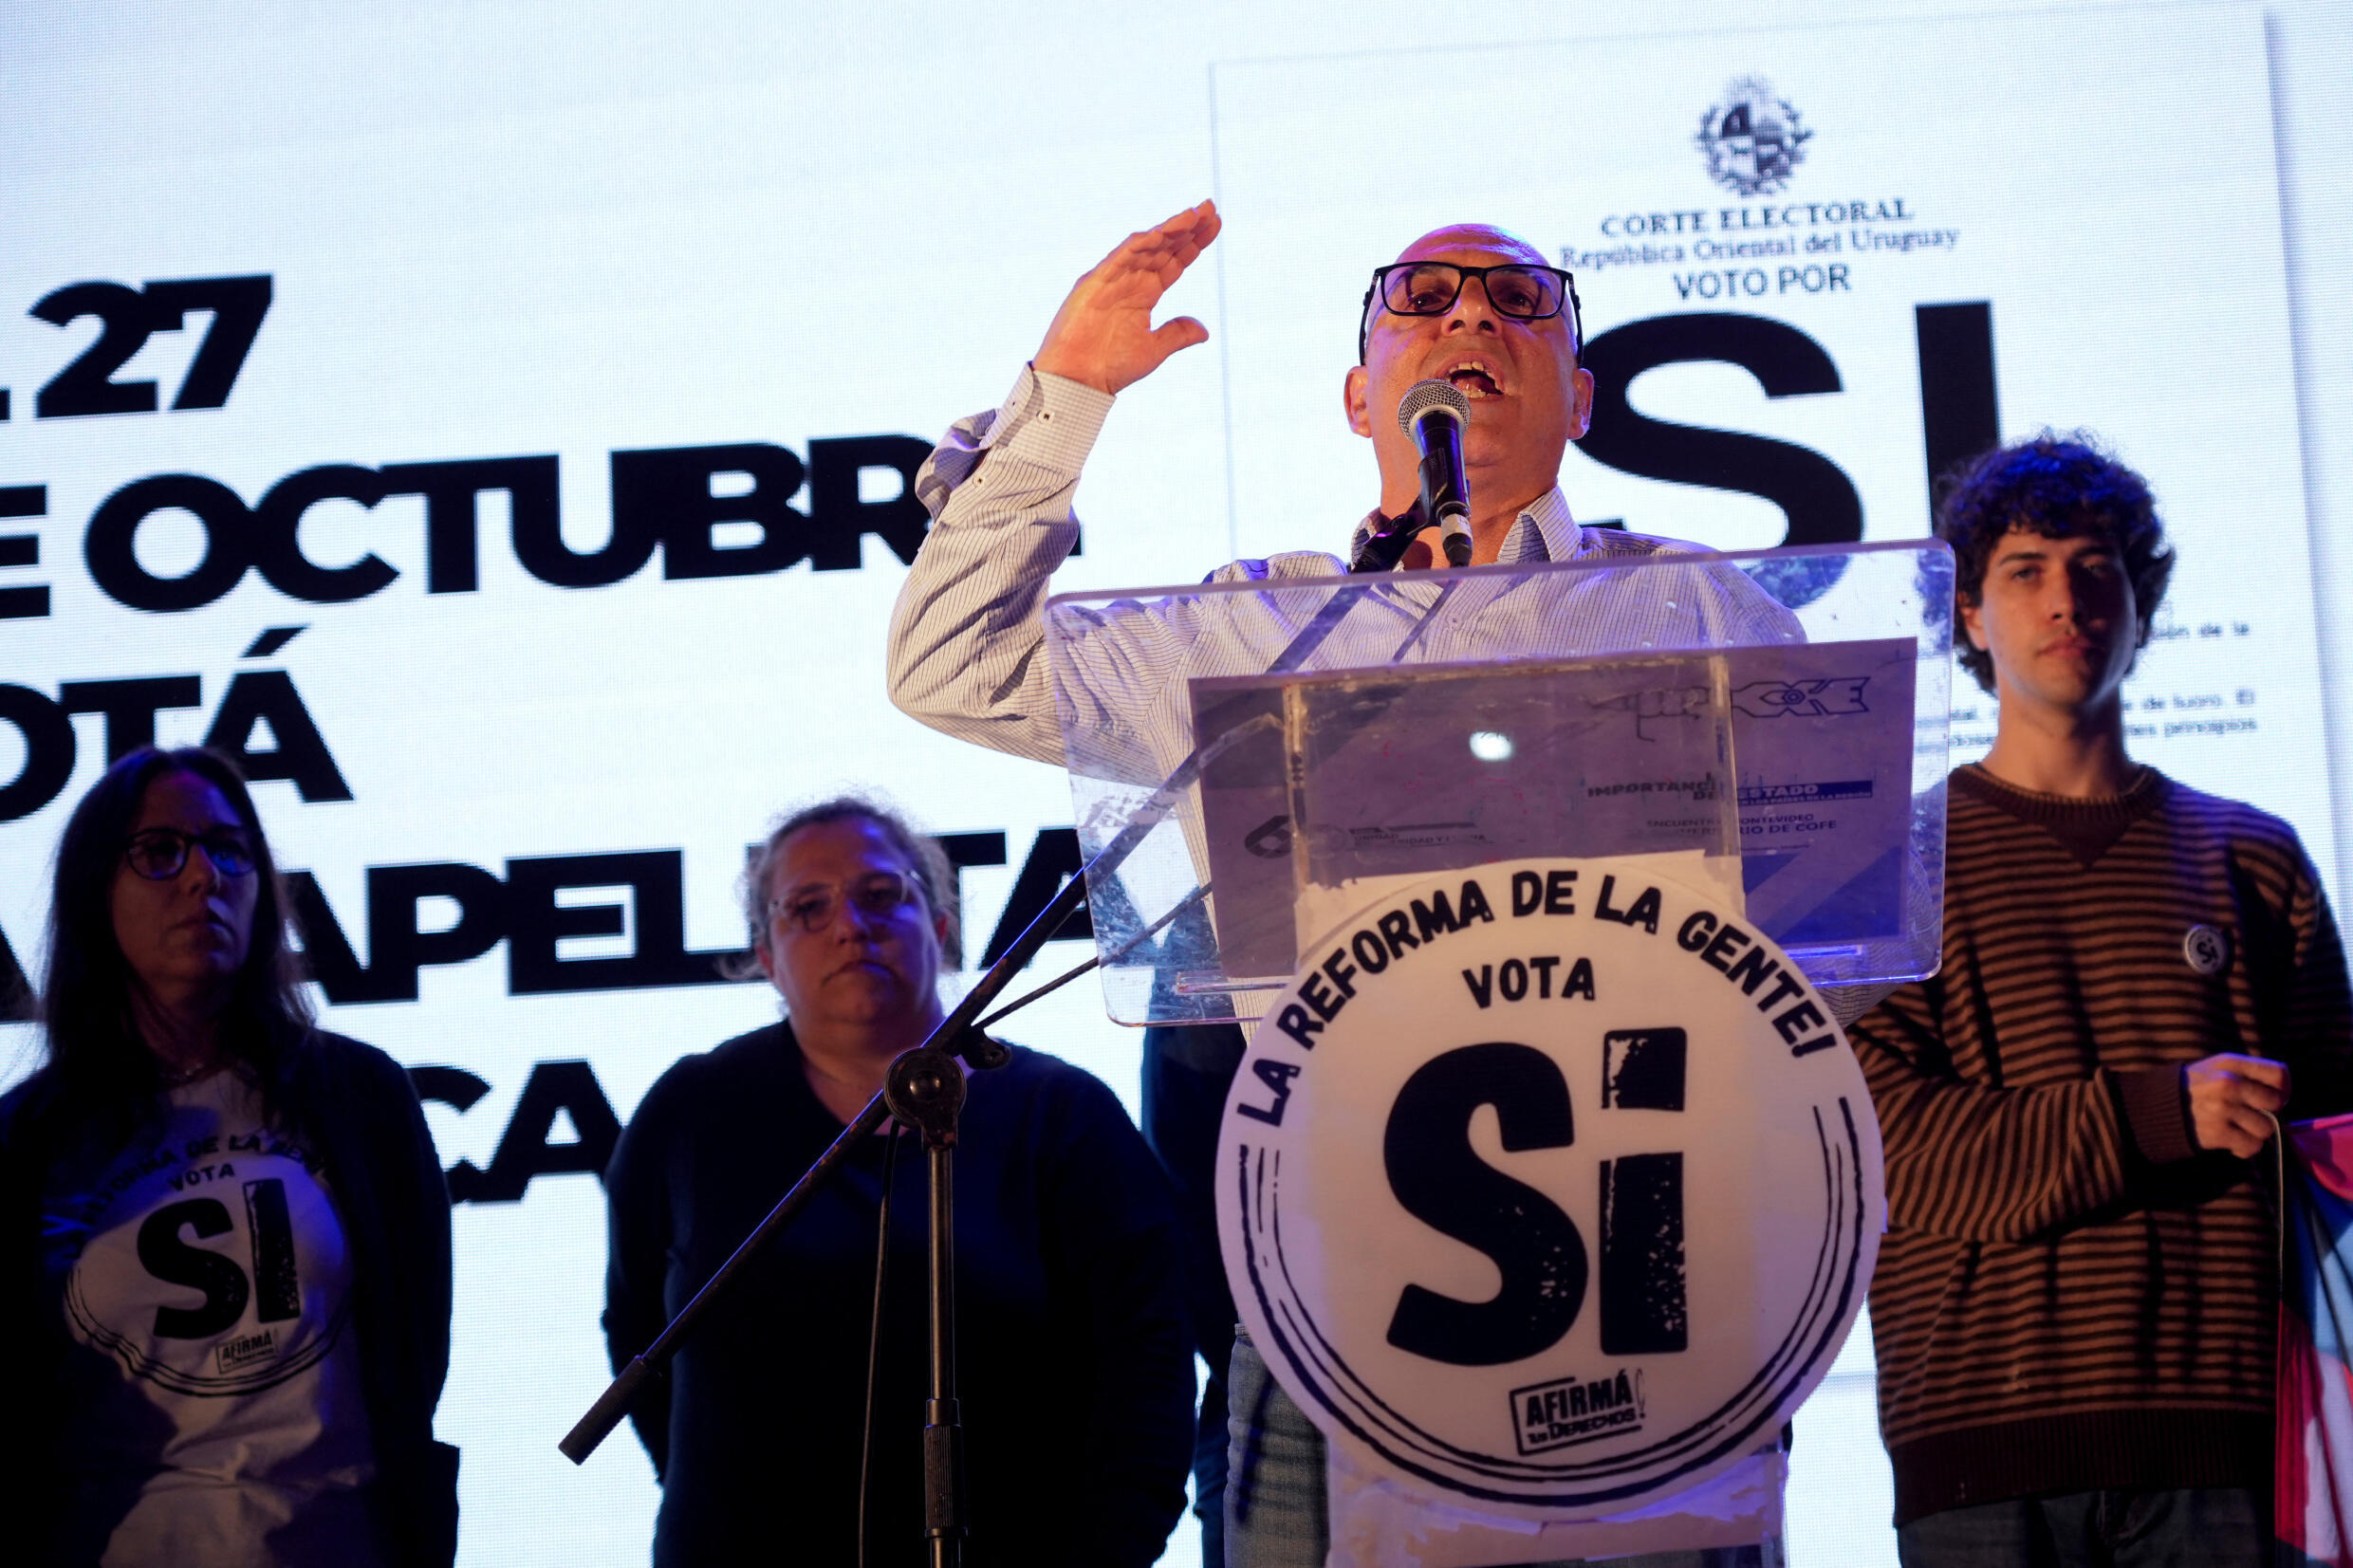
top-left (1397, 379), bottom-right (1473, 567)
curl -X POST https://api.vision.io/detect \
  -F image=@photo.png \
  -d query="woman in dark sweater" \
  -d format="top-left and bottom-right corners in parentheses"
top-left (0, 746), bottom-right (456, 1567)
top-left (602, 796), bottom-right (1194, 1567)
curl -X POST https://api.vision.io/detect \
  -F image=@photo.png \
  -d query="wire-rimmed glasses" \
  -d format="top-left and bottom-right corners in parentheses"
top-left (769, 871), bottom-right (920, 935)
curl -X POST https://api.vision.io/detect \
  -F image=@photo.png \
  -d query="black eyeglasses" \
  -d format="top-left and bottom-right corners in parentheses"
top-left (1359, 262), bottom-right (1583, 362)
top-left (769, 871), bottom-right (920, 935)
top-left (124, 827), bottom-right (259, 880)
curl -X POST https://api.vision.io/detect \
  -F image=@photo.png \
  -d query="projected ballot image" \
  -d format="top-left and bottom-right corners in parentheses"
top-left (3, 2), bottom-right (2350, 1566)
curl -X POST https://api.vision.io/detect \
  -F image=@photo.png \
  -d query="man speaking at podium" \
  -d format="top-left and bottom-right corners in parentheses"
top-left (888, 202), bottom-right (1785, 1566)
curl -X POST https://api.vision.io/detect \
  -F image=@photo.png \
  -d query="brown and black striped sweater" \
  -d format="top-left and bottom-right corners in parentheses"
top-left (1847, 765), bottom-right (2353, 1525)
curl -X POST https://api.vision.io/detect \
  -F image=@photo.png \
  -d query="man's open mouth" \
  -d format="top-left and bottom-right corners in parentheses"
top-left (1443, 359), bottom-right (1505, 399)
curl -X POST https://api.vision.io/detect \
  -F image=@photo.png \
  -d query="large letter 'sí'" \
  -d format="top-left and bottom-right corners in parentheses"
top-left (1383, 1042), bottom-right (1586, 1366)
top-left (1580, 312), bottom-right (1862, 547)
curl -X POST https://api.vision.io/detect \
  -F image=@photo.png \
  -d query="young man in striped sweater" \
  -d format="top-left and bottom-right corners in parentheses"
top-left (1847, 436), bottom-right (2353, 1565)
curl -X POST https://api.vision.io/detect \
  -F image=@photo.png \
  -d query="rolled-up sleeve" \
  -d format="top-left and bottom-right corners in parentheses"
top-left (886, 365), bottom-right (1114, 766)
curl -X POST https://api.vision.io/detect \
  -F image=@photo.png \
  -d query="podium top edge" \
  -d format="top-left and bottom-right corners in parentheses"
top-left (1041, 537), bottom-right (1955, 613)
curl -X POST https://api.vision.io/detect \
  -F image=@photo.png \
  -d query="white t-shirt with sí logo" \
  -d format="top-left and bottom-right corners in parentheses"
top-left (41, 1067), bottom-right (387, 1568)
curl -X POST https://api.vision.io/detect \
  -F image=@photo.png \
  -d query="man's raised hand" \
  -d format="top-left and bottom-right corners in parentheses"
top-left (2185, 1053), bottom-right (2288, 1159)
top-left (1033, 201), bottom-right (1221, 396)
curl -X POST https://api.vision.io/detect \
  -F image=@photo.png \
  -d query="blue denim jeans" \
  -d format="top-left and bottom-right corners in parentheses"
top-left (1895, 1487), bottom-right (2265, 1568)
top-left (1225, 1330), bottom-right (1783, 1568)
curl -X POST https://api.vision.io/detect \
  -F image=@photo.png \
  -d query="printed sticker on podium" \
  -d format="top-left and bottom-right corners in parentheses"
top-left (1216, 854), bottom-right (1883, 1517)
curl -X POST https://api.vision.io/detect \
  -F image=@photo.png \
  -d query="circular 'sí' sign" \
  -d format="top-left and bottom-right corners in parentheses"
top-left (1217, 856), bottom-right (1883, 1516)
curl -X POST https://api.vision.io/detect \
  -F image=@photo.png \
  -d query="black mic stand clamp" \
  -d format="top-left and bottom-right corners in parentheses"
top-left (1349, 497), bottom-right (1429, 574)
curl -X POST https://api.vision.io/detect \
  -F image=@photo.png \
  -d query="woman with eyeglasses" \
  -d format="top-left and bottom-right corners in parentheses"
top-left (602, 796), bottom-right (1195, 1567)
top-left (0, 747), bottom-right (457, 1567)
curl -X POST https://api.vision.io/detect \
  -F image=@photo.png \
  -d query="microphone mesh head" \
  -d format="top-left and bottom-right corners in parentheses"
top-left (1397, 378), bottom-right (1471, 436)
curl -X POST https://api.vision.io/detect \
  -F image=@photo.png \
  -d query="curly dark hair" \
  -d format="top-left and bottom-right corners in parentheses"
top-left (28, 747), bottom-right (314, 1132)
top-left (1934, 434), bottom-right (2175, 694)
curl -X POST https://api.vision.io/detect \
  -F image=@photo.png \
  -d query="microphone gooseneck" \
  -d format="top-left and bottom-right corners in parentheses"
top-left (1349, 498), bottom-right (1426, 574)
top-left (1397, 378), bottom-right (1473, 568)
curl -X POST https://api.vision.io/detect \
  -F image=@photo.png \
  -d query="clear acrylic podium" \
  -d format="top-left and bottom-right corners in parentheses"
top-left (1042, 541), bottom-right (1955, 1024)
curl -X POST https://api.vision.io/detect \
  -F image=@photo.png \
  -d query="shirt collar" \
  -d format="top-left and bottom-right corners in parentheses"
top-left (1345, 486), bottom-right (1584, 568)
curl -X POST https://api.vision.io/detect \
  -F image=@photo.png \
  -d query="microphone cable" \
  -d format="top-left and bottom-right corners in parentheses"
top-left (857, 1120), bottom-right (909, 1568)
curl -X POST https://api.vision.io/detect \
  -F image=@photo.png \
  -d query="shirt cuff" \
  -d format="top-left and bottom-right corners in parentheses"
top-left (2116, 1064), bottom-right (2199, 1165)
top-left (982, 363), bottom-right (1114, 473)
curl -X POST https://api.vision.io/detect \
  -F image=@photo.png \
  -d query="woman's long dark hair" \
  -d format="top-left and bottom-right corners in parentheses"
top-left (33, 746), bottom-right (314, 1124)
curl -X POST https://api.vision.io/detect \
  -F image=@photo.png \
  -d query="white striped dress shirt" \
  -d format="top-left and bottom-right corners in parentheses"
top-left (887, 365), bottom-right (1799, 789)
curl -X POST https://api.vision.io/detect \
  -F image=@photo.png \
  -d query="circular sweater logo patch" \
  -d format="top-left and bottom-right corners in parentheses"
top-left (2183, 925), bottom-right (2230, 976)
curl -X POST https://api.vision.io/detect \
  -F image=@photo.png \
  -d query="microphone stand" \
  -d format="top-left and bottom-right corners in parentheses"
top-left (560, 724), bottom-right (1271, 1565)
top-left (885, 1030), bottom-right (972, 1568)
